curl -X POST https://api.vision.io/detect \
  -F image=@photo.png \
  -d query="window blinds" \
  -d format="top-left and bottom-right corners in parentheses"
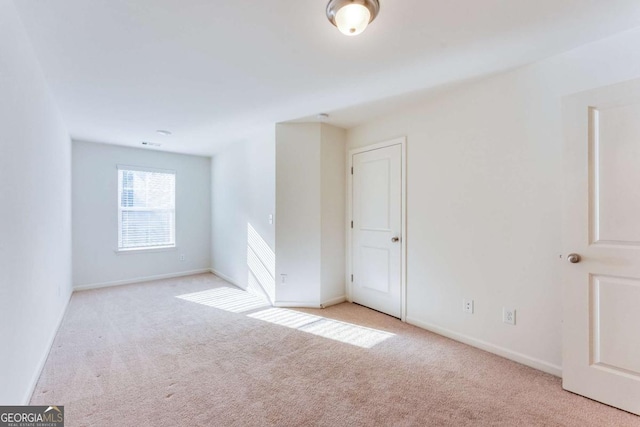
top-left (117, 167), bottom-right (176, 250)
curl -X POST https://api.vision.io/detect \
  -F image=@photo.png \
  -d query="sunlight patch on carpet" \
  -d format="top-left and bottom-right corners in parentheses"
top-left (177, 287), bottom-right (394, 348)
top-left (248, 307), bottom-right (395, 348)
top-left (176, 287), bottom-right (270, 313)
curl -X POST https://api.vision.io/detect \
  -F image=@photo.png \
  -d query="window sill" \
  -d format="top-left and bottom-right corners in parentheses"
top-left (114, 246), bottom-right (177, 255)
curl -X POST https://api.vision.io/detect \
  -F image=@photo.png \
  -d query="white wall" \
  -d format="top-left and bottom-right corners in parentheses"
top-left (275, 123), bottom-right (346, 307)
top-left (0, 1), bottom-right (72, 404)
top-left (320, 124), bottom-right (347, 305)
top-left (211, 133), bottom-right (276, 302)
top-left (347, 27), bottom-right (640, 375)
top-left (72, 141), bottom-right (211, 288)
top-left (275, 124), bottom-right (322, 305)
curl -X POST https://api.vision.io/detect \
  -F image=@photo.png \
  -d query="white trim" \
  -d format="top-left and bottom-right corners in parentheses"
top-left (347, 137), bottom-right (408, 321)
top-left (406, 316), bottom-right (563, 377)
top-left (273, 301), bottom-right (323, 308)
top-left (321, 295), bottom-right (347, 308)
top-left (114, 245), bottom-right (177, 255)
top-left (349, 138), bottom-right (406, 154)
top-left (74, 269), bottom-right (211, 291)
top-left (213, 269), bottom-right (281, 306)
top-left (23, 290), bottom-right (72, 404)
top-left (116, 164), bottom-right (176, 174)
top-left (211, 269), bottom-right (277, 305)
top-left (210, 268), bottom-right (242, 288)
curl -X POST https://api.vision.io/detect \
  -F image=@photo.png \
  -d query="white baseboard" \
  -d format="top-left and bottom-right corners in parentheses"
top-left (406, 317), bottom-right (563, 377)
top-left (274, 301), bottom-right (323, 308)
top-left (211, 268), bottom-right (280, 307)
top-left (210, 269), bottom-right (243, 288)
top-left (23, 289), bottom-right (72, 404)
top-left (74, 269), bottom-right (212, 291)
top-left (321, 295), bottom-right (346, 308)
top-left (273, 296), bottom-right (346, 309)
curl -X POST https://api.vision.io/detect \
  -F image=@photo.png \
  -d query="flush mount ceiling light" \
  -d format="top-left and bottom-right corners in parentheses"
top-left (326, 0), bottom-right (380, 36)
top-left (156, 129), bottom-right (172, 136)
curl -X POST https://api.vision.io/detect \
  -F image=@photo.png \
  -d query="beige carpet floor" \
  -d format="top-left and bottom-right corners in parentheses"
top-left (31, 273), bottom-right (640, 426)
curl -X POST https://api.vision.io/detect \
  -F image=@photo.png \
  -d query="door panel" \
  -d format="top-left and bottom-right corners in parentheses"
top-left (592, 275), bottom-right (640, 375)
top-left (352, 144), bottom-right (402, 318)
top-left (594, 103), bottom-right (640, 245)
top-left (361, 246), bottom-right (390, 293)
top-left (563, 80), bottom-right (640, 415)
top-left (359, 158), bottom-right (391, 230)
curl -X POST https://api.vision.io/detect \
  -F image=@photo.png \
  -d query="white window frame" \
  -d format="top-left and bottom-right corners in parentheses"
top-left (116, 165), bottom-right (177, 253)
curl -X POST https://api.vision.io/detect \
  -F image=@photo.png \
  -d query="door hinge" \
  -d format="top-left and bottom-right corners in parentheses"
top-left (351, 274), bottom-right (354, 282)
top-left (351, 221), bottom-right (353, 228)
top-left (351, 167), bottom-right (353, 175)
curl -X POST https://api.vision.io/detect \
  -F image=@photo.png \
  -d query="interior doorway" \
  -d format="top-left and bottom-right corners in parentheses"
top-left (347, 137), bottom-right (406, 320)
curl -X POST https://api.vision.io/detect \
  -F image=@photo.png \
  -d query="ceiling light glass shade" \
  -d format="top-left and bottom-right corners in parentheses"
top-left (326, 0), bottom-right (380, 36)
top-left (335, 4), bottom-right (371, 36)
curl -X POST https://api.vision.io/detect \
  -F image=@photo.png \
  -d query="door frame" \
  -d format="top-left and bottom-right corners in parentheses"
top-left (346, 137), bottom-right (407, 321)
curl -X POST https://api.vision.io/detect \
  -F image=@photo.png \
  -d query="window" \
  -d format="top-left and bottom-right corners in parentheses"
top-left (117, 166), bottom-right (176, 251)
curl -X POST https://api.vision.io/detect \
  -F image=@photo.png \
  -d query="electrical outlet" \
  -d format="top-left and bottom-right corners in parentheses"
top-left (503, 307), bottom-right (516, 325)
top-left (269, 214), bottom-right (274, 225)
top-left (280, 274), bottom-right (287, 284)
top-left (179, 254), bottom-right (186, 262)
top-left (463, 298), bottom-right (474, 314)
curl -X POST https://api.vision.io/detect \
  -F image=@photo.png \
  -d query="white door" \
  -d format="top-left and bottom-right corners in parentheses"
top-left (351, 143), bottom-right (403, 318)
top-left (563, 79), bottom-right (640, 415)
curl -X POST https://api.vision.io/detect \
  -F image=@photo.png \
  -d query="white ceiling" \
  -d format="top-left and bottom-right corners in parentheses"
top-left (14, 0), bottom-right (640, 156)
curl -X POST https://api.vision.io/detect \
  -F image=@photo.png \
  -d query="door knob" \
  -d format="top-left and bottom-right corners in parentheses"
top-left (567, 253), bottom-right (581, 264)
top-left (391, 237), bottom-right (400, 243)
